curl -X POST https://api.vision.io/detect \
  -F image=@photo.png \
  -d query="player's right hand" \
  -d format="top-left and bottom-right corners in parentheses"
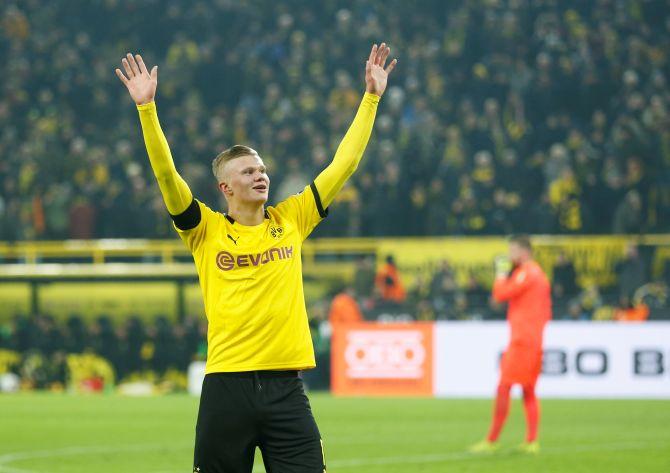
top-left (494, 255), bottom-right (512, 279)
top-left (365, 43), bottom-right (397, 97)
top-left (115, 53), bottom-right (157, 106)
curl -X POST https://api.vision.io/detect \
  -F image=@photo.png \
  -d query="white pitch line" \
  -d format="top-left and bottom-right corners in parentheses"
top-left (1, 440), bottom-right (666, 473)
top-left (0, 443), bottom-right (187, 473)
top-left (248, 440), bottom-right (669, 472)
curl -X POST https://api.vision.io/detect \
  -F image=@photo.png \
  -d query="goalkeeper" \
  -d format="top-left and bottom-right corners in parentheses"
top-left (116, 44), bottom-right (396, 473)
top-left (471, 235), bottom-right (552, 454)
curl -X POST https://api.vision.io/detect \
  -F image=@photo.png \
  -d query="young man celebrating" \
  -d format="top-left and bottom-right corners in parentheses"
top-left (471, 235), bottom-right (552, 454)
top-left (116, 44), bottom-right (396, 473)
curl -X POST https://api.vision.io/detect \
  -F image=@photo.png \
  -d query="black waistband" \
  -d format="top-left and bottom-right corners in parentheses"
top-left (208, 370), bottom-right (300, 379)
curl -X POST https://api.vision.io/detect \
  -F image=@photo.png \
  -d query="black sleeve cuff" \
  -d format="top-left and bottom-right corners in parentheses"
top-left (170, 198), bottom-right (201, 230)
top-left (309, 182), bottom-right (328, 218)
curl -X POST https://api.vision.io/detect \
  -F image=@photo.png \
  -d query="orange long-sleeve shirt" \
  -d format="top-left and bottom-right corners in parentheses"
top-left (493, 260), bottom-right (552, 347)
top-left (329, 292), bottom-right (363, 325)
top-left (375, 263), bottom-right (406, 302)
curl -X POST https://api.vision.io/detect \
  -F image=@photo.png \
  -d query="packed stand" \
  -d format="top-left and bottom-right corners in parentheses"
top-left (0, 314), bottom-right (206, 391)
top-left (0, 0), bottom-right (669, 241)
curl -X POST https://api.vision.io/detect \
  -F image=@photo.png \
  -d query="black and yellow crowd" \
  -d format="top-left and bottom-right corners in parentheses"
top-left (0, 0), bottom-right (668, 240)
top-left (0, 315), bottom-right (205, 391)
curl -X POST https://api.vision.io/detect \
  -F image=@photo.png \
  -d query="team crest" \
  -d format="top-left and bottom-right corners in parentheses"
top-left (269, 225), bottom-right (284, 239)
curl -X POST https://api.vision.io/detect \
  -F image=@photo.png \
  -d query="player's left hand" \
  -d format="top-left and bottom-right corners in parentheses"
top-left (365, 43), bottom-right (397, 97)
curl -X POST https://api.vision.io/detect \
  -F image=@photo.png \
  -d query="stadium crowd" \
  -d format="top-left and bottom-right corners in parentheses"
top-left (0, 0), bottom-right (669, 240)
top-left (0, 314), bottom-right (205, 389)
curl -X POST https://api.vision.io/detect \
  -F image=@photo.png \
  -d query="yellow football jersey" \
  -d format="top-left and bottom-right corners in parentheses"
top-left (176, 184), bottom-right (326, 373)
top-left (136, 93), bottom-right (379, 373)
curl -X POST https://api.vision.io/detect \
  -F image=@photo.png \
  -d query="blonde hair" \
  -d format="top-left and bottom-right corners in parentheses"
top-left (212, 145), bottom-right (259, 182)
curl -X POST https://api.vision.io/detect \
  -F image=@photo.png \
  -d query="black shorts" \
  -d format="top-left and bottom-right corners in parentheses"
top-left (193, 370), bottom-right (326, 473)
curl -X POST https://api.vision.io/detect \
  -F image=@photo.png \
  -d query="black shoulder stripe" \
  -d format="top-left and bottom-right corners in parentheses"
top-left (310, 182), bottom-right (328, 218)
top-left (170, 198), bottom-right (201, 230)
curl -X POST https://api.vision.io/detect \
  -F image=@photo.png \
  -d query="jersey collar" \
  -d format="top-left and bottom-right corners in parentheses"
top-left (225, 210), bottom-right (270, 224)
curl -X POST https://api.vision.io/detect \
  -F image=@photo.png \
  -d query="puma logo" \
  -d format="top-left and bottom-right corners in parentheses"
top-left (227, 234), bottom-right (239, 245)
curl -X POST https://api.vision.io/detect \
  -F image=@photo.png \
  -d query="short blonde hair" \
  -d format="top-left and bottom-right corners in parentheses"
top-left (212, 145), bottom-right (259, 183)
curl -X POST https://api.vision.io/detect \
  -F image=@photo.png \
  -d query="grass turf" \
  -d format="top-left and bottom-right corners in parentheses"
top-left (0, 393), bottom-right (668, 472)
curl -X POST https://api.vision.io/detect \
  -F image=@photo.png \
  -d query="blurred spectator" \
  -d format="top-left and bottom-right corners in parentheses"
top-left (151, 316), bottom-right (175, 373)
top-left (430, 261), bottom-right (456, 297)
top-left (429, 260), bottom-right (457, 315)
top-left (445, 292), bottom-right (471, 320)
top-left (578, 283), bottom-right (602, 320)
top-left (613, 190), bottom-right (643, 234)
top-left (409, 274), bottom-right (434, 320)
top-left (563, 299), bottom-right (591, 322)
top-left (415, 299), bottom-right (436, 321)
top-left (353, 256), bottom-right (376, 305)
top-left (616, 244), bottom-right (647, 300)
top-left (552, 252), bottom-right (578, 300)
top-left (375, 255), bottom-right (406, 305)
top-left (64, 316), bottom-right (87, 353)
top-left (463, 272), bottom-right (489, 318)
top-left (90, 316), bottom-right (119, 367)
top-left (328, 286), bottom-right (363, 325)
top-left (614, 299), bottom-right (650, 322)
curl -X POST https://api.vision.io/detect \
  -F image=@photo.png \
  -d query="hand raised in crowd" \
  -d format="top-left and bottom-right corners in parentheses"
top-left (365, 43), bottom-right (397, 97)
top-left (115, 53), bottom-right (158, 106)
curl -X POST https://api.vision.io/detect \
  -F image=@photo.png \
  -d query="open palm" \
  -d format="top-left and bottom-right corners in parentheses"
top-left (115, 53), bottom-right (158, 106)
top-left (365, 43), bottom-right (397, 97)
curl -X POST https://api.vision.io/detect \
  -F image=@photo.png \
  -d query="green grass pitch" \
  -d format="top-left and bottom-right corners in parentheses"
top-left (0, 393), bottom-right (668, 472)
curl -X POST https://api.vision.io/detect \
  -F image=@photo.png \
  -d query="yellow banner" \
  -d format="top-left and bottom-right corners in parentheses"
top-left (184, 283), bottom-right (205, 317)
top-left (38, 282), bottom-right (178, 322)
top-left (0, 284), bottom-right (30, 323)
top-left (377, 238), bottom-right (507, 287)
top-left (533, 237), bottom-right (627, 287)
top-left (376, 236), bottom-right (670, 288)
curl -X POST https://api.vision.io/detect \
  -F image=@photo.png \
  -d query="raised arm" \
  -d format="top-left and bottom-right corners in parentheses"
top-left (314, 43), bottom-right (397, 208)
top-left (115, 53), bottom-right (192, 215)
top-left (492, 267), bottom-right (534, 303)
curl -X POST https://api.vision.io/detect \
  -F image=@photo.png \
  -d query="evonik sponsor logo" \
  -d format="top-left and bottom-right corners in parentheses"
top-left (216, 246), bottom-right (294, 271)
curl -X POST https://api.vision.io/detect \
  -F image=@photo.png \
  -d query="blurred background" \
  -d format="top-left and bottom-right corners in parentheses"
top-left (0, 1), bottom-right (669, 471)
top-left (1, 0), bottom-right (669, 390)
